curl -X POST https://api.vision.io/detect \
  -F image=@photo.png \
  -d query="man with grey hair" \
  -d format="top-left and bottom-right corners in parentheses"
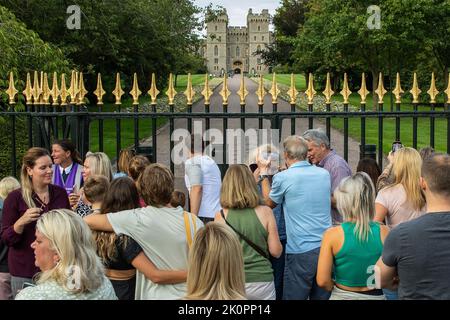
top-left (259, 135), bottom-right (332, 300)
top-left (303, 129), bottom-right (352, 225)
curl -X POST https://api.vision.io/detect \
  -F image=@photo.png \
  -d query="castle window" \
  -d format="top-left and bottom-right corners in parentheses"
top-left (257, 45), bottom-right (261, 52)
top-left (254, 36), bottom-right (256, 41)
top-left (262, 36), bottom-right (265, 41)
top-left (214, 45), bottom-right (218, 56)
top-left (214, 58), bottom-right (218, 64)
top-left (257, 58), bottom-right (262, 64)
top-left (219, 36), bottom-right (221, 42)
top-left (237, 37), bottom-right (239, 42)
top-left (215, 26), bottom-right (218, 31)
top-left (258, 26), bottom-right (261, 31)
top-left (236, 46), bottom-right (240, 57)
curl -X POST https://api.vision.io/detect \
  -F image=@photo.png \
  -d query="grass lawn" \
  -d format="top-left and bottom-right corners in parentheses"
top-left (264, 73), bottom-right (307, 90)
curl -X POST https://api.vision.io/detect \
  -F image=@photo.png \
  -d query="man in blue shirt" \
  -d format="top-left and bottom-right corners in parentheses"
top-left (260, 135), bottom-right (332, 300)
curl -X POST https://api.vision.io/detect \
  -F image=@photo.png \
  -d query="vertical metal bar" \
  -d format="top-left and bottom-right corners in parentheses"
top-left (378, 103), bottom-right (384, 168)
top-left (134, 105), bottom-right (139, 149)
top-left (170, 104), bottom-right (174, 173)
top-left (344, 103), bottom-right (348, 162)
top-left (308, 103), bottom-right (313, 129)
top-left (430, 103), bottom-right (435, 148)
top-left (152, 104), bottom-right (157, 163)
top-left (187, 104), bottom-right (192, 134)
top-left (259, 104), bottom-right (263, 130)
top-left (27, 104), bottom-right (33, 148)
top-left (241, 104), bottom-right (245, 132)
top-left (10, 110), bottom-right (17, 177)
top-left (413, 103), bottom-right (418, 149)
top-left (291, 104), bottom-right (295, 135)
top-left (360, 103), bottom-right (366, 158)
top-left (447, 103), bottom-right (450, 153)
top-left (223, 104), bottom-right (228, 171)
top-left (205, 104), bottom-right (210, 134)
top-left (116, 105), bottom-right (121, 159)
top-left (98, 105), bottom-right (104, 152)
top-left (326, 103), bottom-right (331, 140)
top-left (395, 102), bottom-right (401, 141)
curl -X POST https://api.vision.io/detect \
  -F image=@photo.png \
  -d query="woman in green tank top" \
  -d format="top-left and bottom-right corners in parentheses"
top-left (214, 165), bottom-right (282, 300)
top-left (316, 172), bottom-right (390, 300)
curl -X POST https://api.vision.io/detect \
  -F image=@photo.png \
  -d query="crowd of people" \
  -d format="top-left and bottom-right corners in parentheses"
top-left (0, 130), bottom-right (449, 300)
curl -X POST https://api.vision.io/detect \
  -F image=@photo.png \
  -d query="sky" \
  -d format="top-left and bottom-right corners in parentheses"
top-left (193, 0), bottom-right (280, 28)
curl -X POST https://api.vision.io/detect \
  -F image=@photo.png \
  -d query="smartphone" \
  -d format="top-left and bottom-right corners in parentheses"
top-left (392, 141), bottom-right (403, 152)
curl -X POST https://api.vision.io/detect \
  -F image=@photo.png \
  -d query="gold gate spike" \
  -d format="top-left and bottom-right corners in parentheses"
top-left (60, 73), bottom-right (69, 106)
top-left (340, 73), bottom-right (351, 104)
top-left (184, 73), bottom-right (195, 105)
top-left (256, 75), bottom-right (266, 105)
top-left (392, 73), bottom-right (404, 104)
top-left (23, 73), bottom-right (33, 105)
top-left (305, 73), bottom-right (316, 104)
top-left (50, 72), bottom-right (60, 106)
top-left (427, 72), bottom-right (439, 104)
top-left (6, 72), bottom-right (18, 105)
top-left (445, 73), bottom-right (450, 104)
top-left (270, 73), bottom-right (280, 104)
top-left (130, 73), bottom-right (142, 106)
top-left (39, 71), bottom-right (44, 104)
top-left (78, 72), bottom-right (88, 105)
top-left (410, 73), bottom-right (421, 104)
top-left (94, 73), bottom-right (106, 105)
top-left (68, 70), bottom-right (79, 104)
top-left (42, 73), bottom-right (50, 105)
top-left (288, 73), bottom-right (299, 105)
top-left (165, 73), bottom-right (177, 105)
top-left (148, 73), bottom-right (160, 105)
top-left (375, 72), bottom-right (387, 104)
top-left (220, 74), bottom-right (230, 105)
top-left (358, 73), bottom-right (370, 104)
top-left (237, 75), bottom-right (248, 105)
top-left (322, 72), bottom-right (334, 104)
top-left (112, 73), bottom-right (125, 105)
top-left (32, 71), bottom-right (41, 105)
top-left (201, 74), bottom-right (212, 105)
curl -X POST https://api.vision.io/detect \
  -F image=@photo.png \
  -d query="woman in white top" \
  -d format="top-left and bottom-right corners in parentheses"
top-left (375, 147), bottom-right (426, 228)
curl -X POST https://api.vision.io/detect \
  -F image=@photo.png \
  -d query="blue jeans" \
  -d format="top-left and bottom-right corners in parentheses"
top-left (270, 238), bottom-right (286, 300)
top-left (383, 288), bottom-right (398, 300)
top-left (283, 247), bottom-right (331, 300)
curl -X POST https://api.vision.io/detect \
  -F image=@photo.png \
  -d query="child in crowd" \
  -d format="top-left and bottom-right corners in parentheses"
top-left (170, 190), bottom-right (186, 209)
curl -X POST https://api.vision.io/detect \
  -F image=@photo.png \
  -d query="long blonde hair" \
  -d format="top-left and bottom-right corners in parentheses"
top-left (185, 222), bottom-right (246, 300)
top-left (20, 147), bottom-right (51, 208)
top-left (335, 172), bottom-right (376, 241)
top-left (84, 152), bottom-right (113, 181)
top-left (390, 147), bottom-right (426, 211)
top-left (220, 164), bottom-right (261, 209)
top-left (34, 209), bottom-right (105, 294)
top-left (0, 176), bottom-right (20, 200)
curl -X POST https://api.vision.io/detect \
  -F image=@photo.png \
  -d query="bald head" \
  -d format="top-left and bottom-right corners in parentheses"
top-left (422, 154), bottom-right (450, 198)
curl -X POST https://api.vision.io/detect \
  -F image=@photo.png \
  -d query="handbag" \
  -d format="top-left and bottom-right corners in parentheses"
top-left (220, 209), bottom-right (270, 260)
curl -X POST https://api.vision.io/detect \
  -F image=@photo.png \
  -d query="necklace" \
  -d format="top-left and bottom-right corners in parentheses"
top-left (34, 193), bottom-right (49, 210)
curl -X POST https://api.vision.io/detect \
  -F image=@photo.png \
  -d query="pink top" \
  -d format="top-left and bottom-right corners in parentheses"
top-left (375, 184), bottom-right (426, 229)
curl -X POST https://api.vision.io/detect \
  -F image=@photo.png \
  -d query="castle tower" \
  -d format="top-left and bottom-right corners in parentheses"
top-left (247, 9), bottom-right (271, 75)
top-left (206, 10), bottom-right (228, 76)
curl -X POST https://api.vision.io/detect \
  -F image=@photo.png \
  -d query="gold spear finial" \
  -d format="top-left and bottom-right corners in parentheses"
top-left (287, 73), bottom-right (299, 105)
top-left (270, 73), bottom-right (280, 104)
top-left (6, 72), bottom-right (18, 105)
top-left (358, 73), bottom-right (370, 104)
top-left (112, 73), bottom-right (125, 105)
top-left (237, 75), bottom-right (248, 105)
top-left (322, 72), bottom-right (334, 104)
top-left (427, 72), bottom-right (439, 104)
top-left (165, 73), bottom-right (177, 105)
top-left (23, 73), bottom-right (33, 105)
top-left (184, 73), bottom-right (195, 105)
top-left (392, 72), bottom-right (404, 104)
top-left (340, 73), bottom-right (352, 104)
top-left (130, 73), bottom-right (142, 106)
top-left (220, 74), bottom-right (230, 105)
top-left (148, 73), bottom-right (160, 105)
top-left (201, 74), bottom-right (212, 105)
top-left (410, 73), bottom-right (421, 103)
top-left (42, 73), bottom-right (50, 105)
top-left (375, 72), bottom-right (387, 104)
top-left (445, 73), bottom-right (450, 104)
top-left (60, 73), bottom-right (69, 106)
top-left (68, 70), bottom-right (79, 104)
top-left (50, 72), bottom-right (60, 106)
top-left (39, 71), bottom-right (44, 104)
top-left (256, 75), bottom-right (266, 105)
top-left (305, 73), bottom-right (317, 104)
top-left (77, 72), bottom-right (88, 105)
top-left (32, 71), bottom-right (41, 105)
top-left (94, 73), bottom-right (106, 105)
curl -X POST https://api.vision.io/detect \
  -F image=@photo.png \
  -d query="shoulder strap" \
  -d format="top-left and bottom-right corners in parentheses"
top-left (220, 209), bottom-right (269, 260)
top-left (184, 211), bottom-right (197, 249)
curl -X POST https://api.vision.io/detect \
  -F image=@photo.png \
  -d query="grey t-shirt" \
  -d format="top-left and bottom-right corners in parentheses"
top-left (382, 212), bottom-right (450, 299)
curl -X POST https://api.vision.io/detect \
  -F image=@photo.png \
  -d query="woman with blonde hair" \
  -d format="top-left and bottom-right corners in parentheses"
top-left (1, 148), bottom-right (70, 297)
top-left (185, 222), bottom-right (246, 300)
top-left (15, 209), bottom-right (116, 299)
top-left (375, 147), bottom-right (426, 228)
top-left (70, 152), bottom-right (113, 217)
top-left (317, 172), bottom-right (390, 300)
top-left (114, 149), bottom-right (135, 179)
top-left (215, 164), bottom-right (282, 300)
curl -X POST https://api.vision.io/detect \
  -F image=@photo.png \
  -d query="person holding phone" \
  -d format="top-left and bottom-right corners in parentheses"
top-left (1, 148), bottom-right (70, 298)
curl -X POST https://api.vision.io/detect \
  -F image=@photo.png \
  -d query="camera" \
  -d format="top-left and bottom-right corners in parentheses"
top-left (392, 141), bottom-right (403, 152)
